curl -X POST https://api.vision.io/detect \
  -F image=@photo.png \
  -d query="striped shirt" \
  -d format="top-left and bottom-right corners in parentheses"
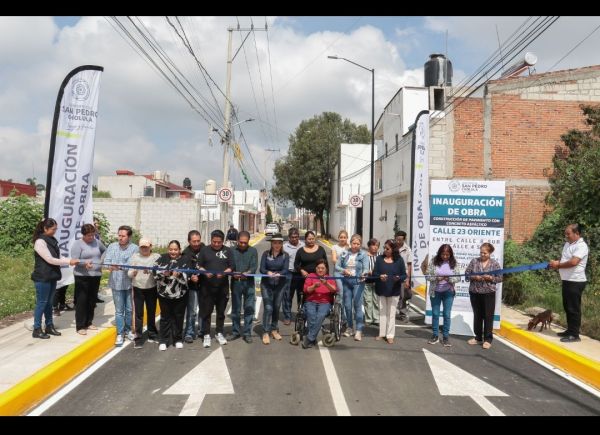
top-left (104, 242), bottom-right (139, 290)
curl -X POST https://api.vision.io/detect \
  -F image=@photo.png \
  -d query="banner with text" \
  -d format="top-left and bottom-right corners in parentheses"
top-left (410, 111), bottom-right (430, 287)
top-left (44, 65), bottom-right (103, 287)
top-left (425, 180), bottom-right (505, 335)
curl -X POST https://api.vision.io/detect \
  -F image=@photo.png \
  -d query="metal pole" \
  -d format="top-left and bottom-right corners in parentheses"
top-left (221, 29), bottom-right (233, 232)
top-left (369, 68), bottom-right (375, 240)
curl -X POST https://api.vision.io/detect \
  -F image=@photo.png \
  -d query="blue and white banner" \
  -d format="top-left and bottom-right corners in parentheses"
top-left (44, 66), bottom-right (103, 287)
top-left (425, 180), bottom-right (505, 335)
top-left (411, 111), bottom-right (430, 288)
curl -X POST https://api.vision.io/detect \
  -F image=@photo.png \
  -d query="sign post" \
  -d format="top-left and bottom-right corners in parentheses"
top-left (218, 187), bottom-right (233, 203)
top-left (349, 194), bottom-right (363, 208)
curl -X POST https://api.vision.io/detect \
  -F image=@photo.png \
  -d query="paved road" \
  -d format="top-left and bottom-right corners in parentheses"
top-left (39, 239), bottom-right (600, 416)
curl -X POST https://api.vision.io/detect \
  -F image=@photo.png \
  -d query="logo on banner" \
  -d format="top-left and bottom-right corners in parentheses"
top-left (349, 194), bottom-right (363, 208)
top-left (449, 180), bottom-right (461, 192)
top-left (218, 188), bottom-right (233, 203)
top-left (71, 79), bottom-right (91, 101)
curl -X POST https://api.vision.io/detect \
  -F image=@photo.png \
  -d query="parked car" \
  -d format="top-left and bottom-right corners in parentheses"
top-left (265, 223), bottom-right (280, 237)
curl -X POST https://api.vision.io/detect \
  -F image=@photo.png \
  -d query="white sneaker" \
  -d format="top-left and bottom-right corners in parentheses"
top-left (175, 342), bottom-right (183, 349)
top-left (115, 335), bottom-right (124, 346)
top-left (216, 333), bottom-right (227, 345)
top-left (203, 334), bottom-right (211, 348)
top-left (343, 328), bottom-right (353, 338)
top-left (159, 343), bottom-right (167, 351)
top-left (125, 331), bottom-right (136, 341)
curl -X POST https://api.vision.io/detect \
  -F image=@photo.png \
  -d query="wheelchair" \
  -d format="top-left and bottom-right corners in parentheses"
top-left (290, 292), bottom-right (343, 347)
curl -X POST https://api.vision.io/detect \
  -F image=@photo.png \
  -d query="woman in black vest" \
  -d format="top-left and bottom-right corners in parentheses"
top-left (31, 218), bottom-right (80, 339)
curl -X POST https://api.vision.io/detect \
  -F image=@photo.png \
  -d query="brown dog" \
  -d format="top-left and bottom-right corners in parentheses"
top-left (527, 309), bottom-right (553, 331)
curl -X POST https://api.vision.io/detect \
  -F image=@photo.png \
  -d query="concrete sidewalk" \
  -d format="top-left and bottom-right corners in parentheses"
top-left (0, 232), bottom-right (267, 415)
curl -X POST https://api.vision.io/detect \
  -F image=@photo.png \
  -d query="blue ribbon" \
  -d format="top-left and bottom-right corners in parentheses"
top-left (95, 261), bottom-right (550, 282)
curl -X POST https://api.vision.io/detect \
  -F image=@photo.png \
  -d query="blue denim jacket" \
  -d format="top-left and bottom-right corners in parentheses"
top-left (334, 249), bottom-right (370, 277)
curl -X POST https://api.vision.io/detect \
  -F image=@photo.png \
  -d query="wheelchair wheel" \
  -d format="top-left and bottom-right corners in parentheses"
top-left (290, 332), bottom-right (301, 345)
top-left (332, 303), bottom-right (343, 341)
top-left (323, 333), bottom-right (336, 347)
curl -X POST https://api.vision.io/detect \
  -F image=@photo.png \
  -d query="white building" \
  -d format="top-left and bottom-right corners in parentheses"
top-left (98, 170), bottom-right (194, 199)
top-left (329, 143), bottom-right (376, 238)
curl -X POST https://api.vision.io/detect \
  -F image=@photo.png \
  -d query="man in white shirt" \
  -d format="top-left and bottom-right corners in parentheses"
top-left (549, 223), bottom-right (589, 343)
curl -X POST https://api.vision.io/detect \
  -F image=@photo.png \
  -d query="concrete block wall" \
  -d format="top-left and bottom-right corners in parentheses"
top-left (94, 198), bottom-right (202, 247)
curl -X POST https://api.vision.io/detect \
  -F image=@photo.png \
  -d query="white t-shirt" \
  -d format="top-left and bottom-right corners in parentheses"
top-left (346, 253), bottom-right (357, 276)
top-left (332, 244), bottom-right (348, 259)
top-left (559, 238), bottom-right (589, 282)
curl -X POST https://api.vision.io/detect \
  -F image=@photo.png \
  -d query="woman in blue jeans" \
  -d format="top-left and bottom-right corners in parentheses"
top-left (260, 234), bottom-right (289, 345)
top-left (426, 244), bottom-right (461, 347)
top-left (335, 234), bottom-right (370, 341)
top-left (31, 218), bottom-right (80, 339)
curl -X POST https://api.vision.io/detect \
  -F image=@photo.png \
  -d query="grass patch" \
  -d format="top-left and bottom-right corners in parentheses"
top-left (0, 250), bottom-right (75, 320)
top-left (503, 240), bottom-right (600, 340)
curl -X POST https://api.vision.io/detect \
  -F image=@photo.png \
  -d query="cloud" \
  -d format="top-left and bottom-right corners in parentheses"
top-left (1, 16), bottom-right (599, 191)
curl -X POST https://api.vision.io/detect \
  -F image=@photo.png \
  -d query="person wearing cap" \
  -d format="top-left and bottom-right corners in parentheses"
top-left (128, 238), bottom-right (160, 348)
top-left (259, 233), bottom-right (289, 345)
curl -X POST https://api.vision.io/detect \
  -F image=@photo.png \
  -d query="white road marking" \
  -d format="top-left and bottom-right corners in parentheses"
top-left (423, 348), bottom-right (507, 416)
top-left (317, 342), bottom-right (351, 416)
top-left (163, 347), bottom-right (234, 416)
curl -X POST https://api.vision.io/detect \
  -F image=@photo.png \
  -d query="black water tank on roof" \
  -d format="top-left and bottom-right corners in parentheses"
top-left (424, 54), bottom-right (453, 87)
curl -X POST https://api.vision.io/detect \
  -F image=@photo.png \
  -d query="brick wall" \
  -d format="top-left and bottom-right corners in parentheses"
top-left (448, 67), bottom-right (600, 242)
top-left (505, 185), bottom-right (552, 243)
top-left (490, 95), bottom-right (588, 179)
top-left (453, 98), bottom-right (484, 178)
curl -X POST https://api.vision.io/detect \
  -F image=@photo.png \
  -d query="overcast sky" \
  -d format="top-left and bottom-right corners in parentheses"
top-left (2, 16), bottom-right (600, 191)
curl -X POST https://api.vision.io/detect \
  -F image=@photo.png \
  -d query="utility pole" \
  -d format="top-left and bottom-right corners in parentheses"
top-left (261, 148), bottom-right (279, 230)
top-left (220, 24), bottom-right (265, 232)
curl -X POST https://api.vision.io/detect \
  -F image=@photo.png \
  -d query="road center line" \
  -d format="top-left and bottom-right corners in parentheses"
top-left (317, 343), bottom-right (351, 416)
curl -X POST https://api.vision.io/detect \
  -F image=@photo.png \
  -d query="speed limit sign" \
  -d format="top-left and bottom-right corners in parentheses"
top-left (218, 187), bottom-right (233, 203)
top-left (349, 194), bottom-right (363, 208)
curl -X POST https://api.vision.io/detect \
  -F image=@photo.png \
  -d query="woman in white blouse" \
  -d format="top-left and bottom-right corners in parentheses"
top-left (31, 218), bottom-right (80, 339)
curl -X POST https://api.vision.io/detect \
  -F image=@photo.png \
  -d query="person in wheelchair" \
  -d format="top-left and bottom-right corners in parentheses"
top-left (301, 259), bottom-right (337, 349)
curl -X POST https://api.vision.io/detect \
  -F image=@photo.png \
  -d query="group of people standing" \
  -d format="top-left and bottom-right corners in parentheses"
top-left (30, 218), bottom-right (588, 351)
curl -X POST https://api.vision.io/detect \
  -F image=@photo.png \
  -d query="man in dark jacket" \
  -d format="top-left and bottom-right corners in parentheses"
top-left (197, 229), bottom-right (235, 347)
top-left (229, 231), bottom-right (258, 343)
top-left (181, 230), bottom-right (205, 343)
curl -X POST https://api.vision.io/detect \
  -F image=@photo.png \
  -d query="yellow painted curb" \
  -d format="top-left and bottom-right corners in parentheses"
top-left (497, 320), bottom-right (600, 390)
top-left (0, 327), bottom-right (116, 416)
top-left (319, 238), bottom-right (333, 248)
top-left (0, 303), bottom-right (162, 416)
top-left (249, 233), bottom-right (265, 246)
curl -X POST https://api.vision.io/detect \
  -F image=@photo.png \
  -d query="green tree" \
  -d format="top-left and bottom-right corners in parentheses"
top-left (0, 193), bottom-right (43, 253)
top-left (266, 204), bottom-right (273, 224)
top-left (272, 112), bottom-right (370, 234)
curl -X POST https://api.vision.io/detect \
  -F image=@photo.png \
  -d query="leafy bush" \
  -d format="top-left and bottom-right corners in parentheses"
top-left (0, 194), bottom-right (43, 253)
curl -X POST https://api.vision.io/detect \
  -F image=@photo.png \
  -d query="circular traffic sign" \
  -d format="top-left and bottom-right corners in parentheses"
top-left (218, 187), bottom-right (233, 202)
top-left (349, 194), bottom-right (363, 207)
